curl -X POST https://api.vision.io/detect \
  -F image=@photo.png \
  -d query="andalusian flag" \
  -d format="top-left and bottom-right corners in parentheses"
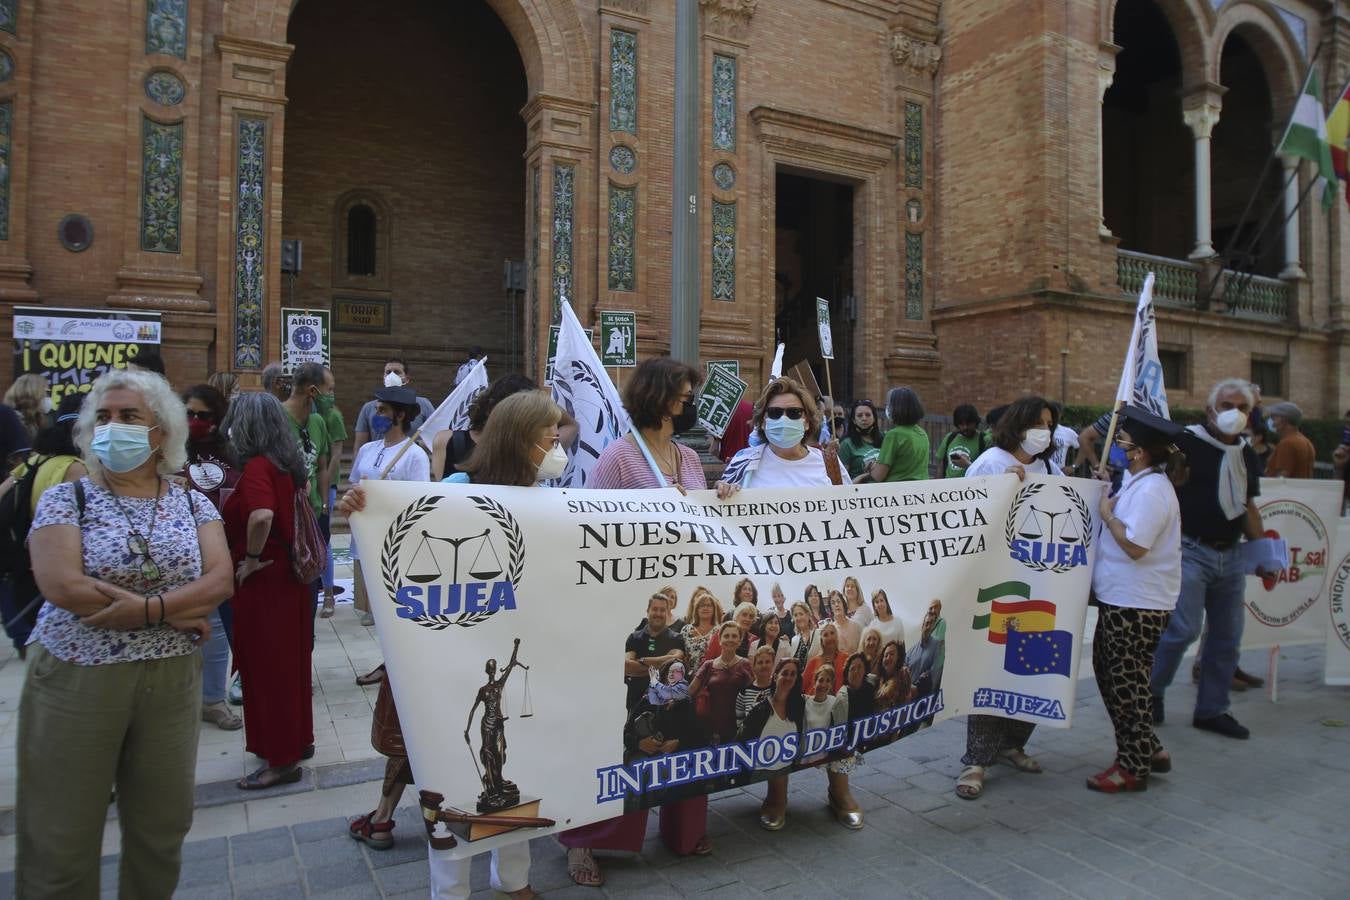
top-left (971, 582), bottom-right (1057, 645)
top-left (1326, 81), bottom-right (1350, 210)
top-left (1279, 68), bottom-right (1337, 210)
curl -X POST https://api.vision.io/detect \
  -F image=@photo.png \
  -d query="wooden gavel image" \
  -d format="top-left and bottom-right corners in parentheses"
top-left (418, 790), bottom-right (556, 850)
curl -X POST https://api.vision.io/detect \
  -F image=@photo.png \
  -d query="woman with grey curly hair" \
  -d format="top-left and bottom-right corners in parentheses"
top-left (18, 368), bottom-right (233, 898)
top-left (219, 391), bottom-right (315, 790)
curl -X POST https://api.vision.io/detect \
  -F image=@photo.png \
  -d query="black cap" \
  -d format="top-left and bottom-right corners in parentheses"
top-left (373, 385), bottom-right (417, 406)
top-left (1118, 405), bottom-right (1184, 445)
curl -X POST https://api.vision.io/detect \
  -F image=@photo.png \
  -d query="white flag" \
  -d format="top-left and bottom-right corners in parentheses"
top-left (417, 357), bottom-right (489, 438)
top-left (550, 301), bottom-right (631, 487)
top-left (1114, 273), bottom-right (1169, 418)
top-left (770, 343), bottom-right (785, 378)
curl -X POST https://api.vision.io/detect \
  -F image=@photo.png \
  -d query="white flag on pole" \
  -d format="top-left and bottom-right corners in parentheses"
top-left (551, 301), bottom-right (631, 487)
top-left (1114, 273), bottom-right (1170, 418)
top-left (418, 357), bottom-right (489, 438)
top-left (770, 343), bottom-right (785, 379)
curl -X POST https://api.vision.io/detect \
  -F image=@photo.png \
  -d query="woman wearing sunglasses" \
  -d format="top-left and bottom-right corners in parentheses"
top-left (717, 377), bottom-right (830, 495)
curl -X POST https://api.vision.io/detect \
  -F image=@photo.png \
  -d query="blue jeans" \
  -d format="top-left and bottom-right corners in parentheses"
top-left (323, 485), bottom-right (337, 590)
top-left (201, 608), bottom-right (230, 704)
top-left (1149, 537), bottom-right (1246, 719)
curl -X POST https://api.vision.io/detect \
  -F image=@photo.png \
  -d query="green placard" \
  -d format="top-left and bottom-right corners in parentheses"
top-left (696, 365), bottom-right (748, 438)
top-left (546, 325), bottom-right (594, 385)
top-left (816, 297), bottom-right (834, 360)
top-left (281, 307), bottom-right (331, 374)
top-left (706, 359), bottom-right (740, 380)
top-left (600, 310), bottom-right (637, 368)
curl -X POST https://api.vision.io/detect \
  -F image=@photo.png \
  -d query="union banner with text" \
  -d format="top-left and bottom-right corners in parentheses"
top-left (350, 474), bottom-right (1104, 857)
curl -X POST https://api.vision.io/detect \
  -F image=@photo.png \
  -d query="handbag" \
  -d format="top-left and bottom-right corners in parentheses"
top-left (290, 485), bottom-right (325, 584)
top-left (370, 677), bottom-right (407, 758)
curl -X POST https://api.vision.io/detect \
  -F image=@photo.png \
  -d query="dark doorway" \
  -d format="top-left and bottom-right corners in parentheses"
top-left (774, 171), bottom-right (855, 402)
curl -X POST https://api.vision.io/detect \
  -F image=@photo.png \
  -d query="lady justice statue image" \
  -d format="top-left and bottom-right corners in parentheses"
top-left (464, 638), bottom-right (532, 813)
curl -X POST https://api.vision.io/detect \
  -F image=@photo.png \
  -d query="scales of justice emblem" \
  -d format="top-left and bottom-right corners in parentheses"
top-left (1016, 504), bottom-right (1082, 545)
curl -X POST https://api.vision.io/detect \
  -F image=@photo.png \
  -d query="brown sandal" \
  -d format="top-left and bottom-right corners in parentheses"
top-left (237, 764), bottom-right (302, 791)
top-left (956, 765), bottom-right (985, 799)
top-left (355, 664), bottom-right (386, 686)
top-left (566, 848), bottom-right (603, 887)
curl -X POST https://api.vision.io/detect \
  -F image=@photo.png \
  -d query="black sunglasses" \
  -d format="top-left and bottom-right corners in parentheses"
top-left (765, 407), bottom-right (806, 421)
top-left (185, 410), bottom-right (214, 421)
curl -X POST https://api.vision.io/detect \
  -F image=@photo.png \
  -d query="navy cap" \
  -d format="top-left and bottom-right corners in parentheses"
top-left (373, 385), bottom-right (417, 406)
top-left (1118, 405), bottom-right (1184, 444)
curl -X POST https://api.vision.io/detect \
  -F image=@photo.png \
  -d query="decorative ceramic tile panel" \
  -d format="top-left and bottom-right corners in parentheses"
top-left (905, 231), bottom-right (924, 319)
top-left (0, 1), bottom-right (14, 36)
top-left (712, 162), bottom-right (735, 191)
top-left (146, 0), bottom-right (188, 59)
top-left (145, 70), bottom-right (186, 106)
top-left (551, 163), bottom-right (575, 317)
top-left (609, 29), bottom-right (638, 135)
top-left (609, 144), bottom-right (636, 174)
top-left (712, 54), bottom-right (737, 152)
top-left (904, 101), bottom-right (922, 188)
top-left (233, 117), bottom-right (266, 369)
top-left (0, 101), bottom-right (10, 241)
top-left (608, 183), bottom-right (636, 292)
top-left (711, 200), bottom-right (736, 301)
top-left (0, 49), bottom-right (13, 82)
top-left (140, 117), bottom-right (183, 253)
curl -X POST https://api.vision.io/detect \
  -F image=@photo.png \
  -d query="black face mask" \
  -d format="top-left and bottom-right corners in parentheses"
top-left (671, 401), bottom-right (699, 435)
top-left (833, 417), bottom-right (846, 433)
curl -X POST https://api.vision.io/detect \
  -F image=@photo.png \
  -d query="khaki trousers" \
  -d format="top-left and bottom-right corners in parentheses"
top-left (353, 558), bottom-right (370, 612)
top-left (17, 645), bottom-right (202, 900)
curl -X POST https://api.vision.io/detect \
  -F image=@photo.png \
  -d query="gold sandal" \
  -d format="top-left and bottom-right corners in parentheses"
top-left (956, 764), bottom-right (985, 799)
top-left (997, 747), bottom-right (1043, 773)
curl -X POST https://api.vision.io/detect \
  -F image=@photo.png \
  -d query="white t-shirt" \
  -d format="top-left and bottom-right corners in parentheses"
top-left (964, 447), bottom-right (1063, 478)
top-left (757, 710), bottom-right (796, 771)
top-left (1091, 469), bottom-right (1182, 611)
top-left (802, 694), bottom-right (841, 763)
top-left (347, 437), bottom-right (431, 561)
top-left (752, 446), bottom-right (831, 488)
top-left (1051, 424), bottom-right (1080, 471)
top-left (866, 614), bottom-right (908, 650)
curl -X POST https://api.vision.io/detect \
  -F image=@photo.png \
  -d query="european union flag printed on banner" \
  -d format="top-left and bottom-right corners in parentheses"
top-left (1004, 629), bottom-right (1073, 677)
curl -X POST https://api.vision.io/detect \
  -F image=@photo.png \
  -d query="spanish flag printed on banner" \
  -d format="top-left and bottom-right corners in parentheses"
top-left (971, 582), bottom-right (1057, 645)
top-left (1328, 82), bottom-right (1350, 210)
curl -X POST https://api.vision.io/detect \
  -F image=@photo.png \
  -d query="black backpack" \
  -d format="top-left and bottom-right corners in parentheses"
top-left (0, 456), bottom-right (47, 582)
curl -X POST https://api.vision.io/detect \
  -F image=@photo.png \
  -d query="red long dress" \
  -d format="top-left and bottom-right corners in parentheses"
top-left (223, 456), bottom-right (313, 767)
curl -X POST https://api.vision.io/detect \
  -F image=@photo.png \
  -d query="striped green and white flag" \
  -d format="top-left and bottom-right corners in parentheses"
top-left (1279, 68), bottom-right (1338, 209)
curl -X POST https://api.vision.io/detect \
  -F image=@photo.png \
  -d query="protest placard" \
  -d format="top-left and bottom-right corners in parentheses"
top-left (281, 307), bottom-right (331, 373)
top-left (696, 366), bottom-right (748, 438)
top-left (12, 306), bottom-right (161, 404)
top-left (599, 311), bottom-right (637, 368)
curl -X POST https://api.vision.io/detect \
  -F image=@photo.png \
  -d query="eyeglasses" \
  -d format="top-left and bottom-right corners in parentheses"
top-left (126, 533), bottom-right (162, 582)
top-left (185, 410), bottom-right (213, 421)
top-left (765, 407), bottom-right (806, 420)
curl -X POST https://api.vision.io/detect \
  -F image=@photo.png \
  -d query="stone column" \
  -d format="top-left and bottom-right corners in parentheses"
top-left (1280, 153), bottom-right (1306, 279)
top-left (1182, 92), bottom-right (1223, 261)
top-left (1098, 43), bottom-right (1120, 239)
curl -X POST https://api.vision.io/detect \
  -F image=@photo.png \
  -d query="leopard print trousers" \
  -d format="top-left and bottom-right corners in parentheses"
top-left (1093, 602), bottom-right (1171, 778)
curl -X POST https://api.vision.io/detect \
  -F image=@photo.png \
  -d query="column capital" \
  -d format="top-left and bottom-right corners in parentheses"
top-left (1181, 82), bottom-right (1226, 139)
top-left (1098, 42), bottom-right (1121, 101)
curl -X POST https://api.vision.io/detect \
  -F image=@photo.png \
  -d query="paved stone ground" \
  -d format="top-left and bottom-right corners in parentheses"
top-left (6, 644), bottom-right (1344, 899)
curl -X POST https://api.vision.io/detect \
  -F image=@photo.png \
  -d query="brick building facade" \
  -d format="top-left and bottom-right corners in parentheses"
top-left (0, 0), bottom-right (1347, 417)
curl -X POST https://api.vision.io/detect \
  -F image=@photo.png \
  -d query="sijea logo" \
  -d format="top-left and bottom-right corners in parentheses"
top-left (1005, 482), bottom-right (1093, 573)
top-left (380, 495), bottom-right (524, 630)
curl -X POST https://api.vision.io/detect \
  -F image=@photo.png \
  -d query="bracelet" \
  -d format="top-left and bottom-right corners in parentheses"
top-left (157, 594), bottom-right (166, 625)
top-left (246, 550), bottom-right (262, 560)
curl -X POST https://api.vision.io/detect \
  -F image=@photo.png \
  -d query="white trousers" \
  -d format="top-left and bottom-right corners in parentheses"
top-left (428, 840), bottom-right (531, 899)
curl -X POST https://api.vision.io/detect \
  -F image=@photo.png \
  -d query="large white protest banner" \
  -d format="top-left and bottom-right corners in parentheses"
top-left (1240, 478), bottom-right (1342, 649)
top-left (350, 474), bottom-right (1103, 858)
top-left (550, 301), bottom-right (630, 487)
top-left (1324, 519), bottom-right (1350, 685)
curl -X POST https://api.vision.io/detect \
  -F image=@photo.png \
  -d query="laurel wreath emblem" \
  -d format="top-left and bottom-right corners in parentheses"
top-left (380, 495), bottom-right (526, 631)
top-left (1005, 482), bottom-right (1094, 575)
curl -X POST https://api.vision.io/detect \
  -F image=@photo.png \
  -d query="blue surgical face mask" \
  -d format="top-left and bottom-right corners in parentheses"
top-left (765, 416), bottom-right (806, 449)
top-left (91, 422), bottom-right (158, 473)
top-left (1265, 417), bottom-right (1276, 433)
top-left (370, 414), bottom-right (394, 435)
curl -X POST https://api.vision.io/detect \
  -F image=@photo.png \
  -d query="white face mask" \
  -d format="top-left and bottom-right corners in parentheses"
top-left (1214, 408), bottom-right (1247, 437)
top-left (1020, 428), bottom-right (1052, 457)
top-left (384, 371), bottom-right (405, 388)
top-left (535, 443), bottom-right (568, 481)
top-left (39, 396), bottom-right (54, 415)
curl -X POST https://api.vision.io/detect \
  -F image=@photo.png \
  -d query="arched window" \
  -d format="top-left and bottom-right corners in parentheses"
top-left (347, 204), bottom-right (377, 276)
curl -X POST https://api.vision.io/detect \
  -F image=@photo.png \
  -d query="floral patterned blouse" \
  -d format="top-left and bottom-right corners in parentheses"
top-left (28, 477), bottom-right (219, 665)
top-left (681, 623), bottom-right (715, 671)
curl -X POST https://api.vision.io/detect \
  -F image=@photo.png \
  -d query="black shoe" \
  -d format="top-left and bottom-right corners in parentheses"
top-left (1193, 713), bottom-right (1249, 740)
top-left (1150, 695), bottom-right (1164, 725)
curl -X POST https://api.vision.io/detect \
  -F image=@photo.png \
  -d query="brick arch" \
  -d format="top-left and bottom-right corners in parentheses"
top-left (1211, 2), bottom-right (1302, 119)
top-left (222, 0), bottom-right (593, 101)
top-left (1105, 0), bottom-right (1213, 90)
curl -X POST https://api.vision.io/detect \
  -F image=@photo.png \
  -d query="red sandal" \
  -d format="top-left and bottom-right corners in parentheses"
top-left (348, 811), bottom-right (395, 850)
top-left (1085, 764), bottom-right (1147, 794)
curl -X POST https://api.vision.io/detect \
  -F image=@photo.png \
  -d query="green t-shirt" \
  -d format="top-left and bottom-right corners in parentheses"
top-left (936, 430), bottom-right (989, 478)
top-left (838, 436), bottom-right (882, 480)
top-left (287, 410), bottom-right (331, 513)
top-left (323, 406), bottom-right (348, 481)
top-left (876, 424), bottom-right (930, 482)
